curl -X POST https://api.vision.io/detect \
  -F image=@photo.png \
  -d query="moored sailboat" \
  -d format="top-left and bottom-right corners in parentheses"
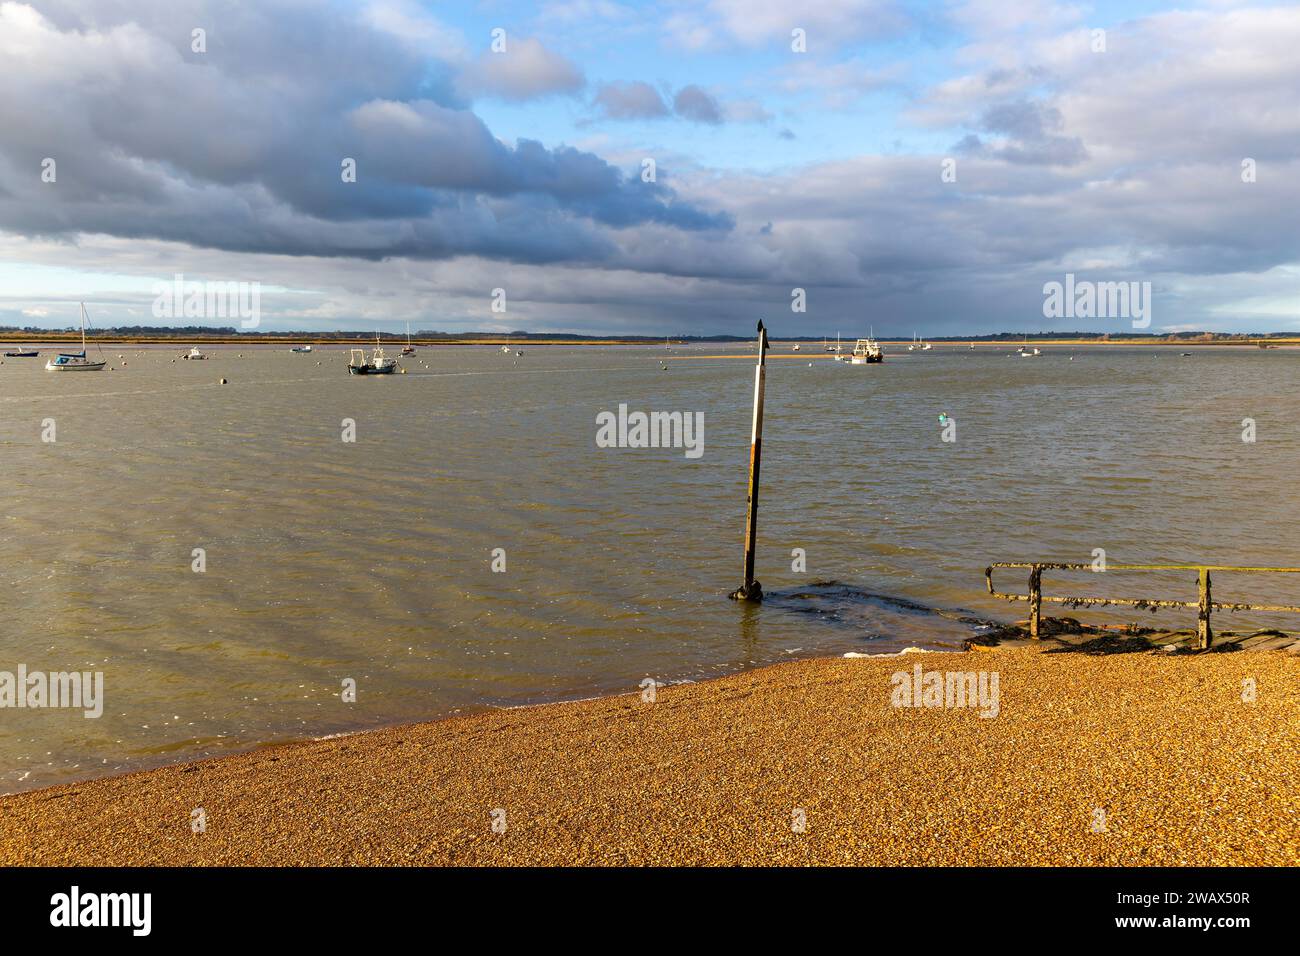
top-left (45, 304), bottom-right (106, 371)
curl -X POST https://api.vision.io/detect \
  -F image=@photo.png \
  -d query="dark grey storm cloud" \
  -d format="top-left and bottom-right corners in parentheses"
top-left (0, 0), bottom-right (729, 267)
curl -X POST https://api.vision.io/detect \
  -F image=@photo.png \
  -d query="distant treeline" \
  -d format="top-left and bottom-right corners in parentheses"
top-left (0, 326), bottom-right (1290, 341)
top-left (0, 325), bottom-right (750, 341)
top-left (936, 331), bottom-right (1285, 342)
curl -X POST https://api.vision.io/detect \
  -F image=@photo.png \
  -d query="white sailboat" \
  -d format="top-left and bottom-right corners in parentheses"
top-left (402, 323), bottom-right (415, 355)
top-left (45, 303), bottom-right (106, 371)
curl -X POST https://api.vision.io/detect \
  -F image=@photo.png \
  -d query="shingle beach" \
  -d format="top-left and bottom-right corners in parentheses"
top-left (2, 646), bottom-right (1296, 866)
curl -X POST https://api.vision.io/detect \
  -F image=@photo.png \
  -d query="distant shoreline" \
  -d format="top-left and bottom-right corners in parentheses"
top-left (3, 332), bottom-right (1298, 348)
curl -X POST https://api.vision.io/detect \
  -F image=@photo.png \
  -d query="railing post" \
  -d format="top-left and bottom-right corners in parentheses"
top-left (1028, 565), bottom-right (1042, 639)
top-left (1195, 568), bottom-right (1212, 650)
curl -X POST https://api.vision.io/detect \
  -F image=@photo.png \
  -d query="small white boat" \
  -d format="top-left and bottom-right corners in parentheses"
top-left (849, 336), bottom-right (883, 364)
top-left (792, 343), bottom-right (801, 351)
top-left (45, 304), bottom-right (106, 371)
top-left (184, 347), bottom-right (207, 360)
top-left (348, 338), bottom-right (398, 375)
top-left (290, 344), bottom-right (313, 353)
top-left (402, 323), bottom-right (415, 355)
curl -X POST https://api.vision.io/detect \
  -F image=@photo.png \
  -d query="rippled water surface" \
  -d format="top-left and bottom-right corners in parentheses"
top-left (3, 343), bottom-right (1297, 791)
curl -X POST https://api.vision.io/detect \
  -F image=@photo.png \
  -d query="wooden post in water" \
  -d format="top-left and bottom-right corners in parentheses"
top-left (729, 320), bottom-right (769, 602)
top-left (1195, 567), bottom-right (1213, 650)
top-left (1028, 565), bottom-right (1042, 639)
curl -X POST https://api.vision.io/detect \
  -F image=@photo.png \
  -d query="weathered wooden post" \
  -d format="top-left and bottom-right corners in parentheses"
top-left (729, 320), bottom-right (769, 602)
top-left (1195, 567), bottom-right (1213, 650)
top-left (1028, 565), bottom-right (1042, 639)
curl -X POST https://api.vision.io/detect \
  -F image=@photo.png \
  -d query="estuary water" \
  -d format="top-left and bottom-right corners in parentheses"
top-left (2, 342), bottom-right (1297, 791)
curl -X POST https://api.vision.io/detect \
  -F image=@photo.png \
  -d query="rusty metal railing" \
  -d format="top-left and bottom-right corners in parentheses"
top-left (984, 562), bottom-right (1300, 650)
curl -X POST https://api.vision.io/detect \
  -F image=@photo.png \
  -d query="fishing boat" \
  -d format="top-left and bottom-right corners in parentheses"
top-left (348, 337), bottom-right (398, 375)
top-left (184, 346), bottom-right (207, 360)
top-left (290, 344), bottom-right (313, 353)
top-left (402, 323), bottom-right (415, 355)
top-left (45, 304), bottom-right (106, 371)
top-left (849, 336), bottom-right (883, 364)
top-left (4, 348), bottom-right (38, 357)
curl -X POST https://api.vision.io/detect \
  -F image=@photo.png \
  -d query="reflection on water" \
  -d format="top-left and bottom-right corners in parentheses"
top-left (2, 343), bottom-right (1297, 791)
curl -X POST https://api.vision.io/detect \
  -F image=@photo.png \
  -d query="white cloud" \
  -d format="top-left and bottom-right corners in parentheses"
top-left (666, 0), bottom-right (907, 49)
top-left (455, 37), bottom-right (585, 101)
top-left (363, 0), bottom-right (468, 60)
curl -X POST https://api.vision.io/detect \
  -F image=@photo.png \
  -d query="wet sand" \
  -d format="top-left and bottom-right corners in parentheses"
top-left (1, 645), bottom-right (1296, 866)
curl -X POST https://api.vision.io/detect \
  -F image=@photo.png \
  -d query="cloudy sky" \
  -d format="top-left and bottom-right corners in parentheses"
top-left (0, 0), bottom-right (1296, 335)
